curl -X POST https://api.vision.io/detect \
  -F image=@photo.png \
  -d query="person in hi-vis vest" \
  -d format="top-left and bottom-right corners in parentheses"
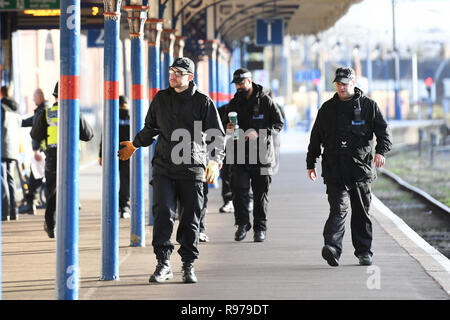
top-left (30, 82), bottom-right (94, 238)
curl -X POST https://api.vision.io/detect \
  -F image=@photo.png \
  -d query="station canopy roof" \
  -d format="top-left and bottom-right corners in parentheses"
top-left (9, 0), bottom-right (362, 44)
top-left (179, 0), bottom-right (363, 44)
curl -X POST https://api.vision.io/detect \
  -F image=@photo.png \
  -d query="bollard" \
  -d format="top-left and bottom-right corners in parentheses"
top-left (430, 132), bottom-right (438, 167)
top-left (418, 128), bottom-right (425, 157)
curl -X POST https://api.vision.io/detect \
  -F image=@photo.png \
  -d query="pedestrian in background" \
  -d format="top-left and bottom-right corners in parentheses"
top-left (224, 68), bottom-right (284, 243)
top-left (99, 95), bottom-right (131, 219)
top-left (1, 86), bottom-right (22, 221)
top-left (30, 82), bottom-right (94, 238)
top-left (217, 104), bottom-right (234, 214)
top-left (21, 88), bottom-right (48, 215)
top-left (306, 67), bottom-right (392, 267)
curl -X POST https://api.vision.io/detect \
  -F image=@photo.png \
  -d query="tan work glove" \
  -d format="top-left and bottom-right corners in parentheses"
top-left (205, 160), bottom-right (220, 184)
top-left (118, 141), bottom-right (137, 161)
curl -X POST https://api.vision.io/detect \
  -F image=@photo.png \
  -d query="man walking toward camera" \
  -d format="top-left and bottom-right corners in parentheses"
top-left (118, 57), bottom-right (225, 284)
top-left (306, 67), bottom-right (392, 267)
top-left (224, 68), bottom-right (284, 243)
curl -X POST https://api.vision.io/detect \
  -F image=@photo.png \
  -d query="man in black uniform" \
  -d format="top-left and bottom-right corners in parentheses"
top-left (99, 95), bottom-right (131, 219)
top-left (21, 88), bottom-right (48, 215)
top-left (306, 67), bottom-right (392, 267)
top-left (118, 57), bottom-right (225, 284)
top-left (225, 68), bottom-right (284, 243)
top-left (217, 104), bottom-right (234, 214)
top-left (30, 82), bottom-right (94, 238)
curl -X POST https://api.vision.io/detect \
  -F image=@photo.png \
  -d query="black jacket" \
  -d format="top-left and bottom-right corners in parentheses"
top-left (1, 97), bottom-right (19, 112)
top-left (223, 82), bottom-right (284, 173)
top-left (22, 101), bottom-right (48, 151)
top-left (306, 87), bottom-right (392, 187)
top-left (99, 108), bottom-right (130, 158)
top-left (30, 102), bottom-right (94, 172)
top-left (132, 81), bottom-right (225, 181)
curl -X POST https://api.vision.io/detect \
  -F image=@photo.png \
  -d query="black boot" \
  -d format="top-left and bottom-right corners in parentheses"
top-left (234, 224), bottom-right (251, 241)
top-left (26, 195), bottom-right (37, 215)
top-left (181, 261), bottom-right (197, 283)
top-left (149, 260), bottom-right (173, 283)
top-left (44, 222), bottom-right (55, 239)
top-left (254, 230), bottom-right (266, 242)
top-left (28, 202), bottom-right (36, 215)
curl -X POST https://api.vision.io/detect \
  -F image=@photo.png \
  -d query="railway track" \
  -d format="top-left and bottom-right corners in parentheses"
top-left (374, 168), bottom-right (450, 258)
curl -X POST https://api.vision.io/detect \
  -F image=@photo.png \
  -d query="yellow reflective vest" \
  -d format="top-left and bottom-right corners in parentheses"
top-left (42, 103), bottom-right (58, 150)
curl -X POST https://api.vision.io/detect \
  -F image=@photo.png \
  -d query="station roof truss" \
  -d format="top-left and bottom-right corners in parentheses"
top-left (178, 0), bottom-right (362, 46)
top-left (5, 0), bottom-right (362, 44)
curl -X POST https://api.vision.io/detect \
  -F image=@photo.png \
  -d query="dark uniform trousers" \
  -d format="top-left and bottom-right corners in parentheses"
top-left (44, 148), bottom-right (57, 230)
top-left (232, 164), bottom-right (271, 231)
top-left (151, 174), bottom-right (204, 262)
top-left (220, 163), bottom-right (232, 204)
top-left (324, 183), bottom-right (373, 258)
top-left (119, 159), bottom-right (130, 211)
top-left (199, 182), bottom-right (208, 234)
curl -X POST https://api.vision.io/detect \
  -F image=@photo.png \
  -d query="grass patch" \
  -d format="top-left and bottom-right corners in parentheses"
top-left (382, 148), bottom-right (450, 207)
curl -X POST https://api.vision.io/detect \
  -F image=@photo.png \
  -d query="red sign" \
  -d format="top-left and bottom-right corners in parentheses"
top-left (425, 77), bottom-right (433, 87)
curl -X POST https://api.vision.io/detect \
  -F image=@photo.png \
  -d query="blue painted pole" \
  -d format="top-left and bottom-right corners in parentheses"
top-left (206, 40), bottom-right (218, 104)
top-left (101, 0), bottom-right (121, 281)
top-left (146, 19), bottom-right (163, 226)
top-left (160, 46), bottom-right (166, 90)
top-left (216, 47), bottom-right (221, 107)
top-left (394, 52), bottom-right (402, 120)
top-left (124, 3), bottom-right (148, 247)
top-left (57, 0), bottom-right (81, 300)
top-left (162, 29), bottom-right (175, 88)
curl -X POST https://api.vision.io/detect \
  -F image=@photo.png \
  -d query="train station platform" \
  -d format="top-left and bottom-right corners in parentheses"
top-left (1, 138), bottom-right (450, 301)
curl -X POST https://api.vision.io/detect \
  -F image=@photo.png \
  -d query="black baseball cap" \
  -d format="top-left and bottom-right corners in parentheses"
top-left (231, 68), bottom-right (252, 84)
top-left (52, 82), bottom-right (58, 98)
top-left (119, 95), bottom-right (128, 106)
top-left (170, 57), bottom-right (195, 74)
top-left (333, 67), bottom-right (356, 84)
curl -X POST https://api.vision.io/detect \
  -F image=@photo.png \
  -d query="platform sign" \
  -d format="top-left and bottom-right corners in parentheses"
top-left (87, 29), bottom-right (104, 48)
top-left (0, 0), bottom-right (59, 10)
top-left (255, 19), bottom-right (283, 46)
top-left (295, 70), bottom-right (320, 83)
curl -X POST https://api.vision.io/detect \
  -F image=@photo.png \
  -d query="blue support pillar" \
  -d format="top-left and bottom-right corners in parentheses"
top-left (394, 51), bottom-right (402, 120)
top-left (230, 44), bottom-right (240, 94)
top-left (162, 29), bottom-right (176, 88)
top-left (205, 40), bottom-right (218, 104)
top-left (216, 46), bottom-right (221, 107)
top-left (57, 0), bottom-right (81, 300)
top-left (146, 18), bottom-right (163, 226)
top-left (124, 2), bottom-right (148, 247)
top-left (101, 0), bottom-right (121, 281)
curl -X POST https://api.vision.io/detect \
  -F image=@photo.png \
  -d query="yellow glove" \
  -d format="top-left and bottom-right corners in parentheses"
top-left (205, 160), bottom-right (220, 184)
top-left (118, 141), bottom-right (137, 161)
